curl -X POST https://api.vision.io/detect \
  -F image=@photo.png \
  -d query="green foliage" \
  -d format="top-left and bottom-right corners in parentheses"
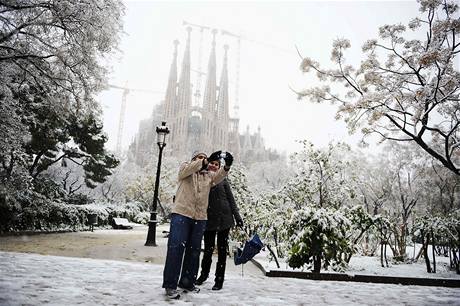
top-left (0, 193), bottom-right (147, 233)
top-left (234, 142), bottom-right (371, 269)
top-left (413, 213), bottom-right (460, 248)
top-left (287, 206), bottom-right (354, 272)
top-left (227, 165), bottom-right (256, 242)
top-left (288, 141), bottom-right (356, 209)
top-left (0, 0), bottom-right (124, 231)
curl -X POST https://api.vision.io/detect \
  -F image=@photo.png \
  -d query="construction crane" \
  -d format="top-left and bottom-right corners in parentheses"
top-left (183, 20), bottom-right (211, 108)
top-left (219, 29), bottom-right (242, 118)
top-left (109, 83), bottom-right (163, 155)
top-left (182, 21), bottom-right (296, 118)
top-left (219, 29), bottom-right (297, 118)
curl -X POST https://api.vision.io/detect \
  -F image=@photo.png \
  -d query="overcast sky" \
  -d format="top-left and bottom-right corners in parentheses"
top-left (97, 0), bottom-right (421, 155)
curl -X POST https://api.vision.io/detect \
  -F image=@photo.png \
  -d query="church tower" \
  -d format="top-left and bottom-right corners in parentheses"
top-left (200, 29), bottom-right (218, 153)
top-left (215, 44), bottom-right (230, 151)
top-left (137, 25), bottom-right (279, 165)
top-left (163, 40), bottom-right (178, 139)
top-left (172, 27), bottom-right (192, 154)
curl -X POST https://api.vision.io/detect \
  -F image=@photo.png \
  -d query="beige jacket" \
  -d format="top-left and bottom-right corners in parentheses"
top-left (172, 159), bottom-right (228, 220)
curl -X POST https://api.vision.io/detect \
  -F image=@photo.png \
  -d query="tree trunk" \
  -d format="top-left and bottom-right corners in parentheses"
top-left (380, 242), bottom-right (384, 268)
top-left (457, 249), bottom-right (460, 274)
top-left (313, 255), bottom-right (321, 273)
top-left (364, 234), bottom-right (369, 255)
top-left (431, 228), bottom-right (436, 273)
top-left (387, 236), bottom-right (397, 259)
top-left (266, 244), bottom-right (280, 268)
top-left (422, 231), bottom-right (432, 273)
top-left (384, 243), bottom-right (389, 267)
top-left (414, 246), bottom-right (424, 262)
top-left (455, 246), bottom-right (460, 274)
top-left (273, 229), bottom-right (283, 259)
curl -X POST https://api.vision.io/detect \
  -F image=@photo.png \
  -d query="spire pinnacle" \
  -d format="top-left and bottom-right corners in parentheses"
top-left (173, 39), bottom-right (179, 55)
top-left (211, 29), bottom-right (217, 47)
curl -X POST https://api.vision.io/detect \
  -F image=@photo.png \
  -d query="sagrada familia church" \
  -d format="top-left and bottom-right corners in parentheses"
top-left (128, 27), bottom-right (280, 167)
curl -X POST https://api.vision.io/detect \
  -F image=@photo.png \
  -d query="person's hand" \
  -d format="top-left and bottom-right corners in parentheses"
top-left (208, 150), bottom-right (222, 162)
top-left (224, 152), bottom-right (233, 167)
top-left (200, 158), bottom-right (209, 171)
top-left (236, 218), bottom-right (244, 227)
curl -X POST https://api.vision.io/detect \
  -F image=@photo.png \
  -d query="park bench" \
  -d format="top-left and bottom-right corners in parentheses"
top-left (87, 213), bottom-right (98, 232)
top-left (112, 217), bottom-right (133, 230)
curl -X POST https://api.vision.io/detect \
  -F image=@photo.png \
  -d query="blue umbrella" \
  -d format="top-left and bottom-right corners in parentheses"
top-left (234, 233), bottom-right (264, 265)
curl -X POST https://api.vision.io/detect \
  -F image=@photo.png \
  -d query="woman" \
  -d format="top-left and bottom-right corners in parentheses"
top-left (162, 150), bottom-right (233, 300)
top-left (196, 157), bottom-right (243, 291)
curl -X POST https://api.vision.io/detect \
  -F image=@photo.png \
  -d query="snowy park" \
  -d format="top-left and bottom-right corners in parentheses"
top-left (1, 0), bottom-right (460, 305)
top-left (1, 251), bottom-right (459, 306)
top-left (1, 226), bottom-right (459, 306)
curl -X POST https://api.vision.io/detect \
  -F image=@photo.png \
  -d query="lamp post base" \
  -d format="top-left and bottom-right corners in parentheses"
top-left (145, 220), bottom-right (158, 246)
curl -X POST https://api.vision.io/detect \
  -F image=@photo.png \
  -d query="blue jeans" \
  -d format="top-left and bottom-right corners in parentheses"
top-left (162, 213), bottom-right (206, 289)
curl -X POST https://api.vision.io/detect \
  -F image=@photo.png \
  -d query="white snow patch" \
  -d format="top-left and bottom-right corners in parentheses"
top-left (1, 251), bottom-right (459, 306)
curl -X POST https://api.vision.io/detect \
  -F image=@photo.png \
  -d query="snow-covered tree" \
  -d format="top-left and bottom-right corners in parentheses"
top-left (245, 159), bottom-right (292, 196)
top-left (0, 1), bottom-right (124, 231)
top-left (297, 0), bottom-right (460, 175)
top-left (423, 158), bottom-right (460, 215)
top-left (413, 212), bottom-right (460, 274)
top-left (243, 142), bottom-right (378, 271)
top-left (0, 1), bottom-right (124, 187)
top-left (124, 155), bottom-right (179, 220)
top-left (286, 206), bottom-right (353, 272)
top-left (287, 141), bottom-right (357, 209)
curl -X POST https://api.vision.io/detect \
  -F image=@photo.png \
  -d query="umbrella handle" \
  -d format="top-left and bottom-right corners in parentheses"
top-left (238, 226), bottom-right (251, 240)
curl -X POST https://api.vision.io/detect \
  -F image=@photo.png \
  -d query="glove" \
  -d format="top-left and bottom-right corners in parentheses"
top-left (208, 150), bottom-right (222, 162)
top-left (236, 218), bottom-right (244, 227)
top-left (224, 152), bottom-right (233, 167)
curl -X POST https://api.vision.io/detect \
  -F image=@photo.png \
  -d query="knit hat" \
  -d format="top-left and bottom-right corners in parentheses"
top-left (191, 150), bottom-right (207, 160)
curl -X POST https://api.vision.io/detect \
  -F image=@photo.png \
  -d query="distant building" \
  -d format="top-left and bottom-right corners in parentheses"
top-left (128, 27), bottom-right (279, 166)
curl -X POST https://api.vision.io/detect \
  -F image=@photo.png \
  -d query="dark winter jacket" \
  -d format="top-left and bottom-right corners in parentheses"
top-left (206, 178), bottom-right (242, 232)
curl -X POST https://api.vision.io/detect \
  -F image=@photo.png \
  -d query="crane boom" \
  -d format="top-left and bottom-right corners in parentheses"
top-left (108, 84), bottom-right (164, 155)
top-left (108, 84), bottom-right (163, 94)
top-left (183, 20), bottom-right (211, 31)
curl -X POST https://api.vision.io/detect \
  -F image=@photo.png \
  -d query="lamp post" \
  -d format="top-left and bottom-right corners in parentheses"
top-left (145, 121), bottom-right (170, 246)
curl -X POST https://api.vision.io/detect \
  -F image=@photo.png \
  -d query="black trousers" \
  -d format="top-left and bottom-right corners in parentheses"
top-left (199, 228), bottom-right (230, 283)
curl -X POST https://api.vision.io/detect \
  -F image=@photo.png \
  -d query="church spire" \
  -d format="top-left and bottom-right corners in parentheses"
top-left (202, 29), bottom-right (217, 113)
top-left (163, 40), bottom-right (179, 121)
top-left (217, 44), bottom-right (229, 121)
top-left (215, 44), bottom-right (230, 149)
top-left (177, 27), bottom-right (192, 114)
top-left (172, 27), bottom-right (192, 153)
top-left (243, 125), bottom-right (253, 149)
top-left (199, 29), bottom-right (218, 152)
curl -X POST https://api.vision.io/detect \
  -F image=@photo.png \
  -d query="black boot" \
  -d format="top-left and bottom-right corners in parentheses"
top-left (212, 277), bottom-right (224, 290)
top-left (195, 274), bottom-right (208, 285)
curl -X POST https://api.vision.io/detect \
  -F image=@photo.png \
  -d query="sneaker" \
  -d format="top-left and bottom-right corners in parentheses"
top-left (180, 285), bottom-right (200, 293)
top-left (165, 288), bottom-right (180, 299)
top-left (195, 275), bottom-right (207, 285)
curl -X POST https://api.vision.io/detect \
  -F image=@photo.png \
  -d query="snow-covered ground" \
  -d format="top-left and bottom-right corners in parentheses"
top-left (1, 251), bottom-right (459, 306)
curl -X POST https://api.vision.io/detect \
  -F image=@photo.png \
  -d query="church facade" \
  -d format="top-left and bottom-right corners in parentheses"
top-left (128, 27), bottom-right (279, 166)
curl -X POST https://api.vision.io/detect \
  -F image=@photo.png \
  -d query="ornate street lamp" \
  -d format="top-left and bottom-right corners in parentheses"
top-left (145, 121), bottom-right (170, 246)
